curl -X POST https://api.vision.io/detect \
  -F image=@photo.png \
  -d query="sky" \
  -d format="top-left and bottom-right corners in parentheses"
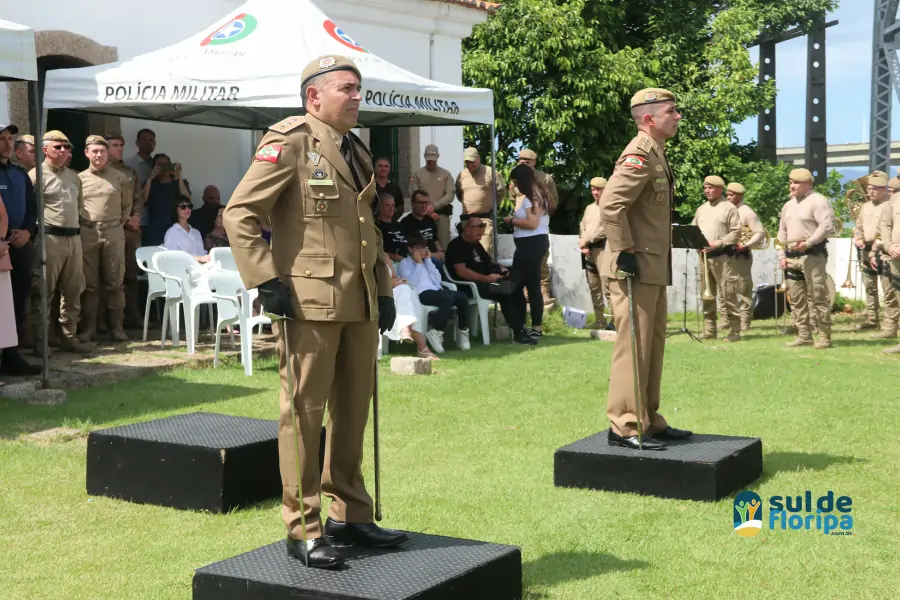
top-left (733, 0), bottom-right (891, 181)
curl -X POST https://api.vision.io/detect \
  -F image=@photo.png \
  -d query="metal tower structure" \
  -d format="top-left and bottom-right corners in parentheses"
top-left (873, 0), bottom-right (900, 174)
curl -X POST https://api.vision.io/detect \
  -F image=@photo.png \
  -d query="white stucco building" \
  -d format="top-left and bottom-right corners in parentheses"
top-left (1, 0), bottom-right (497, 204)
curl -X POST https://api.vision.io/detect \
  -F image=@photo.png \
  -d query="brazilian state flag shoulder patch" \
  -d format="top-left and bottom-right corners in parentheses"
top-left (255, 144), bottom-right (283, 163)
top-left (622, 155), bottom-right (647, 169)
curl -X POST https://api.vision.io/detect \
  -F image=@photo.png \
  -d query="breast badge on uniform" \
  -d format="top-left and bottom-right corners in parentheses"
top-left (623, 156), bottom-right (646, 169)
top-left (315, 200), bottom-right (329, 214)
top-left (307, 151), bottom-right (321, 166)
top-left (656, 165), bottom-right (664, 172)
top-left (312, 169), bottom-right (327, 179)
top-left (255, 144), bottom-right (283, 163)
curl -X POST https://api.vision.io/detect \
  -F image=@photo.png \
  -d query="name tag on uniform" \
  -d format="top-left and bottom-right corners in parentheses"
top-left (0, 185), bottom-right (7, 190)
top-left (309, 179), bottom-right (334, 186)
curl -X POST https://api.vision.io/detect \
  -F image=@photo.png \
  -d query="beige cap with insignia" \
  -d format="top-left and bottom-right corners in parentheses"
top-left (424, 144), bottom-right (439, 157)
top-left (789, 168), bottom-right (814, 183)
top-left (869, 175), bottom-right (888, 187)
top-left (870, 170), bottom-right (888, 180)
top-left (43, 130), bottom-right (71, 144)
top-left (17, 134), bottom-right (34, 145)
top-left (889, 177), bottom-right (900, 190)
top-left (301, 55), bottom-right (361, 87)
top-left (518, 148), bottom-right (537, 160)
top-left (463, 147), bottom-right (479, 162)
top-left (85, 135), bottom-right (108, 147)
top-left (631, 88), bottom-right (676, 108)
top-left (590, 177), bottom-right (608, 189)
top-left (726, 182), bottom-right (746, 194)
top-left (704, 175), bottom-right (725, 188)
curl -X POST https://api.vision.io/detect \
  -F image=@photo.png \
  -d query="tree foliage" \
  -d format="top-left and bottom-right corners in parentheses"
top-left (462, 0), bottom-right (840, 233)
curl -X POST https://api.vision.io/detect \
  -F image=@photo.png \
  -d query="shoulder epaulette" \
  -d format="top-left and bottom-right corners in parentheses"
top-left (269, 116), bottom-right (306, 134)
top-left (636, 136), bottom-right (653, 153)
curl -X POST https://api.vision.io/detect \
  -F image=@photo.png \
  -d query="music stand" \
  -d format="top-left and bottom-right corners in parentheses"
top-left (668, 225), bottom-right (709, 342)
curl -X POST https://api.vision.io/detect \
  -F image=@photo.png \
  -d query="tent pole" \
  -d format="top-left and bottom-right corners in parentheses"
top-left (28, 86), bottom-right (49, 388)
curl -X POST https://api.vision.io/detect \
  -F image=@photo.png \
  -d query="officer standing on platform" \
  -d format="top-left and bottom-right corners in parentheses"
top-left (106, 133), bottom-right (143, 329)
top-left (223, 55), bottom-right (405, 570)
top-left (28, 131), bottom-right (91, 354)
top-left (727, 182), bottom-right (766, 331)
top-left (854, 175), bottom-right (897, 338)
top-left (77, 136), bottom-right (132, 342)
top-left (579, 176), bottom-right (612, 329)
top-left (455, 147), bottom-right (505, 256)
top-left (409, 144), bottom-right (454, 249)
top-left (601, 88), bottom-right (691, 451)
top-left (878, 184), bottom-right (900, 354)
top-left (777, 168), bottom-right (834, 349)
top-left (691, 176), bottom-right (742, 341)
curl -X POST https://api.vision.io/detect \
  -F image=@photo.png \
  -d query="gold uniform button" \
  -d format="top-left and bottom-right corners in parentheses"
top-left (361, 262), bottom-right (366, 269)
top-left (361, 240), bottom-right (368, 247)
top-left (319, 193), bottom-right (325, 198)
top-left (359, 217), bottom-right (366, 223)
top-left (304, 269), bottom-right (311, 276)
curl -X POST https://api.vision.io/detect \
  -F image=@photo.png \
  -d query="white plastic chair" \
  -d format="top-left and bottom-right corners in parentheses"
top-left (382, 277), bottom-right (462, 355)
top-left (135, 246), bottom-right (167, 341)
top-left (207, 271), bottom-right (272, 376)
top-left (209, 247), bottom-right (238, 272)
top-left (442, 264), bottom-right (491, 346)
top-left (152, 250), bottom-right (216, 354)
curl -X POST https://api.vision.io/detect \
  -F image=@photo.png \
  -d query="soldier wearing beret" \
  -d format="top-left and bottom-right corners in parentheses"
top-left (727, 182), bottom-right (766, 331)
top-left (777, 168), bottom-right (834, 349)
top-left (14, 134), bottom-right (35, 171)
top-left (578, 176), bottom-right (612, 328)
top-left (600, 88), bottom-right (692, 451)
top-left (77, 136), bottom-right (133, 342)
top-left (223, 54), bottom-right (405, 569)
top-left (878, 181), bottom-right (900, 354)
top-left (861, 174), bottom-right (899, 339)
top-left (455, 147), bottom-right (505, 256)
top-left (691, 175), bottom-right (742, 341)
top-left (28, 131), bottom-right (91, 354)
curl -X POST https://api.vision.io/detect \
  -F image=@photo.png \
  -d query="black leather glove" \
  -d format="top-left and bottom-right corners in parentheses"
top-left (615, 251), bottom-right (638, 277)
top-left (378, 296), bottom-right (396, 334)
top-left (257, 277), bottom-right (294, 319)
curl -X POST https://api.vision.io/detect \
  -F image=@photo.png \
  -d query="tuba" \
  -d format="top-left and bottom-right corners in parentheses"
top-left (840, 176), bottom-right (868, 288)
top-left (740, 225), bottom-right (770, 250)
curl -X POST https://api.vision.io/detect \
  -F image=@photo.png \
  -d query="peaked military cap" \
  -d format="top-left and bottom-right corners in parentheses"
top-left (301, 55), bottom-right (361, 87)
top-left (630, 88), bottom-right (676, 109)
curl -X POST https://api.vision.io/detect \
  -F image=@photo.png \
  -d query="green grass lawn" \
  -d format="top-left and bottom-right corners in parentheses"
top-left (1, 314), bottom-right (898, 599)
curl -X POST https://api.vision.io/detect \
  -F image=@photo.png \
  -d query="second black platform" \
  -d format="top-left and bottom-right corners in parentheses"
top-left (554, 430), bottom-right (762, 501)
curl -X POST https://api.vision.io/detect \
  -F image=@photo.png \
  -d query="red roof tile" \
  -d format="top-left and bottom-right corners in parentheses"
top-left (432, 0), bottom-right (500, 14)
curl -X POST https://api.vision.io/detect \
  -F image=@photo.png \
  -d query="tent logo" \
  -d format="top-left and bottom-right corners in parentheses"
top-left (324, 19), bottom-right (369, 53)
top-left (201, 13), bottom-right (258, 46)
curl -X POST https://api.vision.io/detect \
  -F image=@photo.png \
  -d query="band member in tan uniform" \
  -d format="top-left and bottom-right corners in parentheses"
top-left (455, 147), bottom-right (505, 256)
top-left (879, 186), bottom-right (900, 354)
top-left (579, 176), bottom-right (611, 329)
top-left (77, 136), bottom-right (132, 342)
top-left (28, 131), bottom-right (91, 354)
top-left (777, 168), bottom-right (834, 349)
top-left (409, 144), bottom-right (454, 249)
top-left (600, 88), bottom-right (691, 451)
top-left (727, 182), bottom-right (766, 331)
top-left (854, 175), bottom-right (898, 338)
top-left (691, 176), bottom-right (741, 340)
top-left (223, 55), bottom-right (405, 570)
top-left (106, 133), bottom-right (143, 328)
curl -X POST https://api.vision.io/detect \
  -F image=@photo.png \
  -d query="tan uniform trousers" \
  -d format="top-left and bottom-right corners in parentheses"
top-left (38, 234), bottom-right (84, 339)
top-left (731, 256), bottom-right (754, 329)
top-left (784, 253), bottom-right (831, 341)
top-left (79, 224), bottom-right (126, 338)
top-left (861, 268), bottom-right (881, 326)
top-left (277, 319), bottom-right (378, 540)
top-left (879, 270), bottom-right (900, 334)
top-left (700, 255), bottom-right (741, 336)
top-left (436, 214), bottom-right (451, 251)
top-left (607, 280), bottom-right (669, 438)
top-left (124, 228), bottom-right (143, 324)
top-left (586, 247), bottom-right (610, 324)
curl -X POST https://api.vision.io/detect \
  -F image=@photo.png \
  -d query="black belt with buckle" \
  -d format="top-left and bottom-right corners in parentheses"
top-left (588, 239), bottom-right (607, 250)
top-left (45, 226), bottom-right (80, 237)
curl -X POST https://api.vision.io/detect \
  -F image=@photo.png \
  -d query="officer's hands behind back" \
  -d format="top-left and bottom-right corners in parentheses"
top-left (258, 278), bottom-right (295, 320)
top-left (615, 251), bottom-right (638, 277)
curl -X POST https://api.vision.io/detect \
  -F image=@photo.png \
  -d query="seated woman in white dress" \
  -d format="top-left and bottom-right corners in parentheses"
top-left (163, 197), bottom-right (210, 262)
top-left (384, 257), bottom-right (439, 360)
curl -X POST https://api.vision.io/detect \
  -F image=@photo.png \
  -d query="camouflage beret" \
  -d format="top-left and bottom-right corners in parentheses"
top-left (789, 168), bottom-right (814, 183)
top-left (301, 55), bottom-right (361, 87)
top-left (704, 175), bottom-right (725, 188)
top-left (590, 177), bottom-right (608, 189)
top-left (518, 149), bottom-right (537, 160)
top-left (85, 135), bottom-right (108, 147)
top-left (726, 182), bottom-right (746, 194)
top-left (630, 88), bottom-right (676, 109)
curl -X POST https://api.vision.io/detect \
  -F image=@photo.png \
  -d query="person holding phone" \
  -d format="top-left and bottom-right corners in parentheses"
top-left (142, 153), bottom-right (191, 246)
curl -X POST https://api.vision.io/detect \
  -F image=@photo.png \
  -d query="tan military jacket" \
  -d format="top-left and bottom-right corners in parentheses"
top-left (510, 169), bottom-right (560, 214)
top-left (579, 201), bottom-right (605, 247)
top-left (691, 197), bottom-right (740, 248)
top-left (79, 166), bottom-right (133, 224)
top-left (455, 165), bottom-right (506, 215)
top-left (735, 201), bottom-right (766, 248)
top-left (776, 192), bottom-right (833, 259)
top-left (854, 199), bottom-right (884, 244)
top-left (879, 193), bottom-right (900, 271)
top-left (409, 166), bottom-right (454, 212)
top-left (29, 160), bottom-right (83, 228)
top-left (223, 114), bottom-right (390, 323)
top-left (600, 133), bottom-right (674, 286)
top-left (109, 159), bottom-right (143, 219)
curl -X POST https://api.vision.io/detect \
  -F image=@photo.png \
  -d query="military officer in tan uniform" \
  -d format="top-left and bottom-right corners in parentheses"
top-left (889, 177), bottom-right (900, 195)
top-left (76, 136), bottom-right (132, 342)
top-left (691, 176), bottom-right (741, 340)
top-left (409, 144), bottom-right (454, 249)
top-left (106, 133), bottom-right (143, 328)
top-left (854, 175), bottom-right (898, 338)
top-left (455, 147), bottom-right (505, 256)
top-left (600, 88), bottom-right (690, 451)
top-left (579, 176), bottom-right (611, 328)
top-left (878, 187), bottom-right (900, 354)
top-left (28, 131), bottom-right (90, 353)
top-left (510, 149), bottom-right (560, 304)
top-left (223, 55), bottom-right (405, 569)
top-left (727, 182), bottom-right (766, 331)
top-left (777, 168), bottom-right (834, 349)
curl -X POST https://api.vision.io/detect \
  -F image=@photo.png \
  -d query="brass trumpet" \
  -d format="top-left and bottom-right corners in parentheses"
top-left (841, 177), bottom-right (868, 289)
top-left (701, 251), bottom-right (715, 301)
top-left (772, 239), bottom-right (788, 332)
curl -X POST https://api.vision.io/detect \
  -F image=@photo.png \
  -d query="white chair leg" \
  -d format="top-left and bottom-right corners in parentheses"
top-left (143, 297), bottom-right (152, 342)
top-left (172, 301), bottom-right (182, 347)
top-left (160, 303), bottom-right (169, 349)
top-left (480, 303), bottom-right (490, 345)
top-left (186, 303), bottom-right (199, 355)
top-left (241, 324), bottom-right (253, 376)
top-left (213, 322), bottom-right (222, 368)
top-left (207, 304), bottom-right (215, 338)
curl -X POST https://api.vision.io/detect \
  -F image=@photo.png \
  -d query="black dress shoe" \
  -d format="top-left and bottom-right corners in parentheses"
top-left (513, 330), bottom-right (537, 345)
top-left (652, 426), bottom-right (693, 440)
top-left (324, 518), bottom-right (408, 548)
top-left (285, 536), bottom-right (345, 569)
top-left (607, 429), bottom-right (667, 451)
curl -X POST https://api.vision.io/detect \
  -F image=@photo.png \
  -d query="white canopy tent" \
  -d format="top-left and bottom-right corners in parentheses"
top-left (42, 0), bottom-right (494, 128)
top-left (0, 19), bottom-right (38, 82)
